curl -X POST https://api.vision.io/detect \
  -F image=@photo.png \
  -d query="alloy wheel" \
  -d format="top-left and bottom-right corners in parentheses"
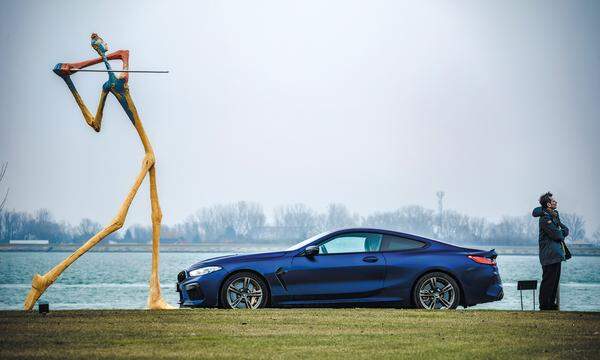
top-left (225, 276), bottom-right (264, 309)
top-left (418, 276), bottom-right (456, 309)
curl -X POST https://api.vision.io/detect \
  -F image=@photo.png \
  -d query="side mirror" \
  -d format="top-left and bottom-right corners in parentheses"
top-left (304, 245), bottom-right (319, 257)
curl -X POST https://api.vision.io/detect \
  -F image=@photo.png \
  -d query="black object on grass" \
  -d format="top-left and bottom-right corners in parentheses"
top-left (517, 280), bottom-right (538, 310)
top-left (38, 301), bottom-right (49, 315)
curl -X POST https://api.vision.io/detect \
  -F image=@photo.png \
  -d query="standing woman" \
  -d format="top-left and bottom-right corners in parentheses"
top-left (532, 192), bottom-right (571, 311)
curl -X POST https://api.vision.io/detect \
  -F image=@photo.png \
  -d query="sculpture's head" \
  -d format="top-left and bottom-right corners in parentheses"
top-left (91, 33), bottom-right (108, 57)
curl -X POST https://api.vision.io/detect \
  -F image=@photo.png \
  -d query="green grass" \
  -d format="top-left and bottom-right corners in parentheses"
top-left (1, 309), bottom-right (599, 359)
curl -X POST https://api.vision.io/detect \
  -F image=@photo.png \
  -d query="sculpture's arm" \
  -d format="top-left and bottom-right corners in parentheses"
top-left (52, 50), bottom-right (128, 132)
top-left (55, 50), bottom-right (130, 80)
top-left (53, 66), bottom-right (108, 133)
top-left (70, 50), bottom-right (130, 81)
top-left (110, 50), bottom-right (130, 82)
top-left (64, 50), bottom-right (130, 73)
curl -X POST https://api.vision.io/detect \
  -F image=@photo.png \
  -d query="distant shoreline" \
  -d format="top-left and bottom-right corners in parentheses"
top-left (0, 243), bottom-right (287, 254)
top-left (1, 243), bottom-right (599, 256)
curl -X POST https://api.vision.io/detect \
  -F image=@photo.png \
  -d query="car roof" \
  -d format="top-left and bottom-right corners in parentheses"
top-left (323, 227), bottom-right (438, 244)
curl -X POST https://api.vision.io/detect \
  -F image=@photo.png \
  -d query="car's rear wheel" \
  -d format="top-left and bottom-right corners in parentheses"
top-left (220, 272), bottom-right (268, 309)
top-left (413, 272), bottom-right (460, 310)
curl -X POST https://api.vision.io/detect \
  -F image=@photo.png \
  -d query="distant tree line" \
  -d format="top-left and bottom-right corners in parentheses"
top-left (0, 201), bottom-right (595, 246)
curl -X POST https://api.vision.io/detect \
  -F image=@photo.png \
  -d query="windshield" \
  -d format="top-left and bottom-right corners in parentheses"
top-left (286, 231), bottom-right (329, 251)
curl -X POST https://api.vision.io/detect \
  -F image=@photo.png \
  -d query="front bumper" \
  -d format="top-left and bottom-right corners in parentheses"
top-left (176, 270), bottom-right (223, 308)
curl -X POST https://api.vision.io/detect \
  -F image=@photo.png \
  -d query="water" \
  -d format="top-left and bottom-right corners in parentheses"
top-left (1, 252), bottom-right (599, 311)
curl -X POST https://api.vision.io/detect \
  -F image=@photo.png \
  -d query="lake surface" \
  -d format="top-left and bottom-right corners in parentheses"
top-left (1, 252), bottom-right (599, 311)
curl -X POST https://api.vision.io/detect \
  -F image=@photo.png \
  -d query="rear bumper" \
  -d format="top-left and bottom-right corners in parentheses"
top-left (462, 265), bottom-right (503, 306)
top-left (481, 281), bottom-right (504, 303)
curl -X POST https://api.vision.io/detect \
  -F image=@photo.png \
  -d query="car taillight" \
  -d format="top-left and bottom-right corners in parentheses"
top-left (468, 255), bottom-right (496, 266)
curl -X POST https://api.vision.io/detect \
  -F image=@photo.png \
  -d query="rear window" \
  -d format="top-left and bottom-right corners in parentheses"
top-left (382, 235), bottom-right (426, 251)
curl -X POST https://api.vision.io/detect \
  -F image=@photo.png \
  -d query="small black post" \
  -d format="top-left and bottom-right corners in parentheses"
top-left (517, 280), bottom-right (538, 311)
top-left (38, 301), bottom-right (49, 315)
top-left (520, 290), bottom-right (523, 311)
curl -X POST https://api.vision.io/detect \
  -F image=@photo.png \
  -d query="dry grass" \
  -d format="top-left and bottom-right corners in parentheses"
top-left (1, 309), bottom-right (599, 359)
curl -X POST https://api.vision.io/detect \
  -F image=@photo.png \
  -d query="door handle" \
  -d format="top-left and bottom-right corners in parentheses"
top-left (362, 256), bottom-right (378, 263)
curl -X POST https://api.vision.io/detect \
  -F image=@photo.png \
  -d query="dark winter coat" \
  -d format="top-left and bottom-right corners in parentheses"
top-left (532, 207), bottom-right (571, 266)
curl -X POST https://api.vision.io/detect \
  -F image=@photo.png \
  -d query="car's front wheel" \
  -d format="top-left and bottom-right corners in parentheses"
top-left (220, 272), bottom-right (268, 309)
top-left (413, 272), bottom-right (460, 309)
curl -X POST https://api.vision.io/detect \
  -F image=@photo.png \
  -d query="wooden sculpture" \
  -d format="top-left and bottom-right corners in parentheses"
top-left (24, 34), bottom-right (173, 310)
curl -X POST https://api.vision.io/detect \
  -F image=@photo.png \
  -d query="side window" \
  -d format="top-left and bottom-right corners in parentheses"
top-left (319, 233), bottom-right (382, 254)
top-left (382, 235), bottom-right (426, 251)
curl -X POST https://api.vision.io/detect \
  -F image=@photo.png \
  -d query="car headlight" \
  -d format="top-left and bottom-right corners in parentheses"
top-left (188, 266), bottom-right (222, 277)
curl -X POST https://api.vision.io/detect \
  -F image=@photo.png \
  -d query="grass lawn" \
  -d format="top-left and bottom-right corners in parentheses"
top-left (1, 309), bottom-right (599, 359)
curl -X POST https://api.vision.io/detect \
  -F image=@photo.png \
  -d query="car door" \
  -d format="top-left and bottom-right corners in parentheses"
top-left (379, 234), bottom-right (429, 301)
top-left (285, 232), bottom-right (386, 302)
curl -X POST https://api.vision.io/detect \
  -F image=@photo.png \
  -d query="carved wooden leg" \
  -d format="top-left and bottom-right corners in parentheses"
top-left (23, 154), bottom-right (155, 311)
top-left (147, 164), bottom-right (174, 310)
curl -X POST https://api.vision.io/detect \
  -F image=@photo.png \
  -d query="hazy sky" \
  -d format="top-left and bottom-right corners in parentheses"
top-left (1, 1), bottom-right (599, 233)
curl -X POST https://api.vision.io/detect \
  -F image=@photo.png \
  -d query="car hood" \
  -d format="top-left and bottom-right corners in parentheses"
top-left (188, 250), bottom-right (288, 270)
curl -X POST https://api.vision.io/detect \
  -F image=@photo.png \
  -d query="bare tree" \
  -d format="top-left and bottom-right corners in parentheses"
top-left (486, 215), bottom-right (533, 246)
top-left (468, 217), bottom-right (488, 244)
top-left (592, 228), bottom-right (600, 245)
top-left (273, 203), bottom-right (318, 240)
top-left (1, 210), bottom-right (28, 242)
top-left (195, 204), bottom-right (235, 241)
top-left (0, 162), bottom-right (7, 213)
top-left (399, 205), bottom-right (435, 237)
top-left (325, 203), bottom-right (359, 230)
top-left (31, 209), bottom-right (62, 243)
top-left (193, 201), bottom-right (266, 242)
top-left (561, 213), bottom-right (586, 242)
top-left (439, 210), bottom-right (471, 243)
top-left (122, 224), bottom-right (152, 244)
top-left (361, 206), bottom-right (435, 237)
top-left (177, 214), bottom-right (201, 242)
top-left (76, 218), bottom-right (102, 243)
top-left (232, 201), bottom-right (266, 239)
top-left (362, 210), bottom-right (401, 230)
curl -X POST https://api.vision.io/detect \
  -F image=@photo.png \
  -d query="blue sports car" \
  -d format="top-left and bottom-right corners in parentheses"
top-left (176, 228), bottom-right (503, 309)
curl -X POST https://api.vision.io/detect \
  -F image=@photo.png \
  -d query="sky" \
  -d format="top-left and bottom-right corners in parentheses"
top-left (1, 0), bottom-right (599, 233)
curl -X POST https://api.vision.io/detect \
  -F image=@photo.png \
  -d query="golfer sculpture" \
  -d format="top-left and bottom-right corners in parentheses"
top-left (24, 34), bottom-right (173, 310)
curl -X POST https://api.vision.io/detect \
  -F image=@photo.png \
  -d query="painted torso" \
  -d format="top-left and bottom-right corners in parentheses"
top-left (101, 60), bottom-right (136, 125)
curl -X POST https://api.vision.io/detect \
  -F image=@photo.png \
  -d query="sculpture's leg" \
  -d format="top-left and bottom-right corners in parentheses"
top-left (23, 154), bottom-right (155, 311)
top-left (118, 90), bottom-right (172, 310)
top-left (147, 164), bottom-right (174, 310)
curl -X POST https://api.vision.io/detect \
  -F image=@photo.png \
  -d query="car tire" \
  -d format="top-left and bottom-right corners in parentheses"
top-left (413, 272), bottom-right (461, 310)
top-left (220, 272), bottom-right (269, 309)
